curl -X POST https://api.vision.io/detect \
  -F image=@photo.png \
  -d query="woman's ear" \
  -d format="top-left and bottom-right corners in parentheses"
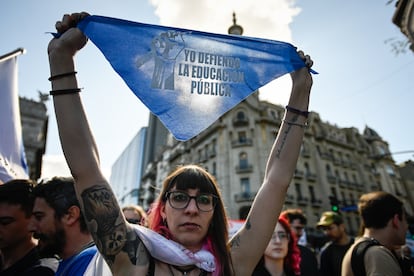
top-left (160, 203), bottom-right (166, 220)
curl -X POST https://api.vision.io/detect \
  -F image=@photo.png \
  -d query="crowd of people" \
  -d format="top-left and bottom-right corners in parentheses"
top-left (2, 178), bottom-right (413, 276)
top-left (1, 11), bottom-right (414, 276)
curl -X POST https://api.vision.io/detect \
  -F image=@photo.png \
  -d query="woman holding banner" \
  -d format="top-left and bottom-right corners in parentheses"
top-left (48, 12), bottom-right (313, 276)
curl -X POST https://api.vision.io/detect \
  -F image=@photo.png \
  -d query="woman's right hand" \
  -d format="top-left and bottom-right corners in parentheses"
top-left (48, 12), bottom-right (90, 59)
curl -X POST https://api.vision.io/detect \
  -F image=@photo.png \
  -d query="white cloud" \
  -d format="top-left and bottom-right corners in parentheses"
top-left (149, 0), bottom-right (300, 105)
top-left (41, 155), bottom-right (71, 179)
top-left (41, 155), bottom-right (111, 181)
top-left (150, 0), bottom-right (300, 41)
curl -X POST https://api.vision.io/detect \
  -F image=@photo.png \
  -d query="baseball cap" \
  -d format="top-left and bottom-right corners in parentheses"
top-left (317, 211), bottom-right (343, 228)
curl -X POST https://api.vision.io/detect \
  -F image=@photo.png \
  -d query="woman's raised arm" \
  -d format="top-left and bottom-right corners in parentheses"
top-left (229, 51), bottom-right (313, 276)
top-left (48, 13), bottom-right (150, 275)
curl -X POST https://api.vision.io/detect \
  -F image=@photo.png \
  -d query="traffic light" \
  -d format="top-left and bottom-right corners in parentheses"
top-left (329, 196), bottom-right (339, 212)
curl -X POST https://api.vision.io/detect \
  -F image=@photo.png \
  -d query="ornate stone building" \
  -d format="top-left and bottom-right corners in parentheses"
top-left (138, 87), bottom-right (412, 243)
top-left (393, 0), bottom-right (414, 51)
top-left (20, 94), bottom-right (48, 180)
top-left (135, 15), bottom-right (412, 246)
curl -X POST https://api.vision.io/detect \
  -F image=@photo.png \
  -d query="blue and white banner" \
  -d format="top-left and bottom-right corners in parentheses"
top-left (0, 57), bottom-right (28, 183)
top-left (78, 15), bottom-right (313, 141)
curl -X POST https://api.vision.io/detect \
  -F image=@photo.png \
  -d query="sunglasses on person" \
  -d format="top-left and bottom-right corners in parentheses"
top-left (165, 191), bottom-right (218, 212)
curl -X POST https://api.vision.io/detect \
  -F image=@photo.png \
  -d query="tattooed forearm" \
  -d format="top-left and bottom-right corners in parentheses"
top-left (275, 115), bottom-right (299, 159)
top-left (229, 234), bottom-right (241, 248)
top-left (122, 228), bottom-right (150, 266)
top-left (245, 219), bottom-right (251, 230)
top-left (81, 185), bottom-right (127, 259)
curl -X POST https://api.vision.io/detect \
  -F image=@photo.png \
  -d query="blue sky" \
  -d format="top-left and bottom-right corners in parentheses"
top-left (1, 0), bottom-right (413, 178)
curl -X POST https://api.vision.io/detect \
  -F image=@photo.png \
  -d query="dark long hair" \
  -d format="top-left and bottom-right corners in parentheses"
top-left (148, 165), bottom-right (233, 275)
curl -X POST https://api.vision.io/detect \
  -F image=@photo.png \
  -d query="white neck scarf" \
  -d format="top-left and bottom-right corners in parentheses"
top-left (133, 225), bottom-right (216, 273)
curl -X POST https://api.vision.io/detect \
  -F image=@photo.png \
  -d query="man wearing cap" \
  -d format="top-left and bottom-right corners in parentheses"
top-left (317, 211), bottom-right (354, 276)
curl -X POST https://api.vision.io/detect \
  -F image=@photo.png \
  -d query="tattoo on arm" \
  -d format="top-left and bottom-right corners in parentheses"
top-left (81, 185), bottom-right (149, 266)
top-left (229, 234), bottom-right (241, 248)
top-left (275, 114), bottom-right (299, 159)
top-left (122, 228), bottom-right (150, 266)
top-left (229, 218), bottom-right (251, 249)
top-left (245, 219), bottom-right (251, 230)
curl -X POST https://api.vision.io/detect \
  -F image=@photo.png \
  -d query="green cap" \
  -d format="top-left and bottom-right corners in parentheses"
top-left (317, 211), bottom-right (343, 228)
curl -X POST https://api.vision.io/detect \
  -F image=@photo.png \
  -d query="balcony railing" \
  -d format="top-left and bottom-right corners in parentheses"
top-left (231, 138), bottom-right (253, 147)
top-left (234, 191), bottom-right (257, 202)
top-left (285, 194), bottom-right (295, 204)
top-left (306, 172), bottom-right (317, 182)
top-left (236, 164), bottom-right (253, 173)
top-left (294, 169), bottom-right (304, 179)
top-left (311, 198), bottom-right (322, 207)
top-left (297, 196), bottom-right (309, 206)
top-left (233, 117), bottom-right (249, 127)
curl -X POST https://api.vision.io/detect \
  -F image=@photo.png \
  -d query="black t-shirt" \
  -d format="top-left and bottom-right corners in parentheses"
top-left (0, 247), bottom-right (57, 276)
top-left (298, 244), bottom-right (319, 276)
top-left (252, 257), bottom-right (296, 276)
top-left (319, 238), bottom-right (354, 276)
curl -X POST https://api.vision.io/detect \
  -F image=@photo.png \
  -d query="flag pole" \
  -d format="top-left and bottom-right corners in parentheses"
top-left (0, 48), bottom-right (26, 63)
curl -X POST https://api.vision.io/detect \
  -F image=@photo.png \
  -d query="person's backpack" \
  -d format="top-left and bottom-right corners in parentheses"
top-left (350, 238), bottom-right (381, 276)
top-left (351, 238), bottom-right (414, 276)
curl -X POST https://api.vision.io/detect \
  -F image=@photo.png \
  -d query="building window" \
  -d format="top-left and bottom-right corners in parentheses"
top-left (316, 145), bottom-right (321, 155)
top-left (385, 164), bottom-right (395, 176)
top-left (237, 111), bottom-right (246, 120)
top-left (308, 185), bottom-right (316, 200)
top-left (212, 162), bottom-right (217, 176)
top-left (241, 178), bottom-right (250, 195)
top-left (331, 187), bottom-right (337, 198)
top-left (304, 162), bottom-right (310, 175)
top-left (344, 172), bottom-right (349, 183)
top-left (238, 131), bottom-right (247, 143)
top-left (352, 174), bottom-right (357, 183)
top-left (341, 191), bottom-right (346, 204)
top-left (349, 193), bottom-right (355, 205)
top-left (198, 149), bottom-right (202, 162)
top-left (335, 170), bottom-right (340, 182)
top-left (329, 149), bottom-right (335, 160)
top-left (239, 152), bottom-right (248, 169)
top-left (295, 183), bottom-right (303, 198)
top-left (376, 144), bottom-right (387, 156)
top-left (326, 164), bottom-right (332, 174)
top-left (270, 109), bottom-right (278, 119)
top-left (338, 151), bottom-right (343, 162)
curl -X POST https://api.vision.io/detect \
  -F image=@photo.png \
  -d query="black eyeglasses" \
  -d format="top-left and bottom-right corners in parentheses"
top-left (165, 191), bottom-right (218, 212)
top-left (271, 231), bottom-right (290, 242)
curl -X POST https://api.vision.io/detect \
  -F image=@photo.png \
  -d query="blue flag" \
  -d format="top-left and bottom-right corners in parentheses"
top-left (78, 15), bottom-right (313, 141)
top-left (0, 57), bottom-right (28, 183)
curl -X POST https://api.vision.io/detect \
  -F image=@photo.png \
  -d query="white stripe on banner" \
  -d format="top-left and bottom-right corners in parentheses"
top-left (0, 57), bottom-right (28, 183)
